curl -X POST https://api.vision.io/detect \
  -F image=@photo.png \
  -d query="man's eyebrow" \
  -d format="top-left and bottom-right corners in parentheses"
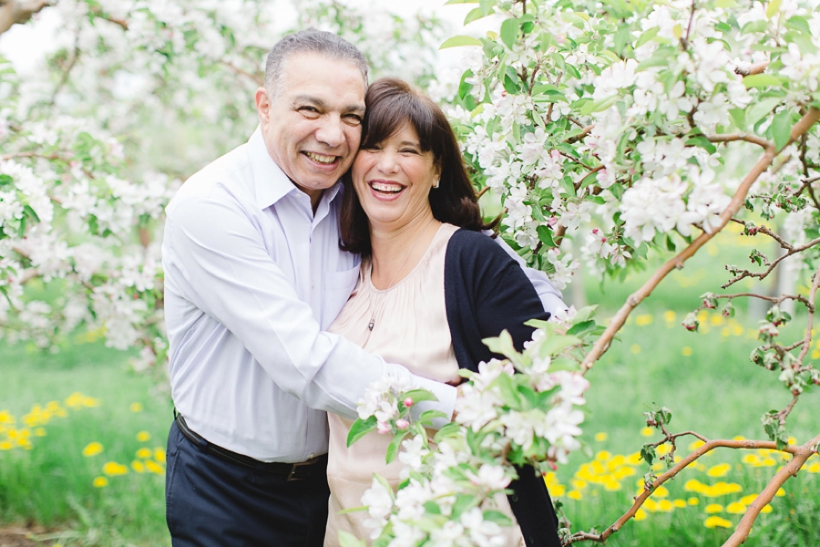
top-left (292, 95), bottom-right (365, 113)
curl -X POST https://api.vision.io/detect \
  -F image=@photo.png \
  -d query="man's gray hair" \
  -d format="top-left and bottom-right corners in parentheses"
top-left (264, 29), bottom-right (369, 97)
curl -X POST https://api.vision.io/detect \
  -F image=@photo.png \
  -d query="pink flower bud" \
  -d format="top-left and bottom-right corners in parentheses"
top-left (376, 421), bottom-right (391, 435)
top-left (395, 419), bottom-right (409, 430)
top-left (403, 397), bottom-right (414, 408)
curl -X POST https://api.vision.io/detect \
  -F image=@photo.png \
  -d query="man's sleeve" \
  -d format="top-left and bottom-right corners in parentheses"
top-left (489, 233), bottom-right (567, 315)
top-left (165, 195), bottom-right (455, 422)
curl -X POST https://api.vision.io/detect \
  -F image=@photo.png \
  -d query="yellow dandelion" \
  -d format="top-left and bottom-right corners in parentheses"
top-left (739, 494), bottom-right (758, 505)
top-left (634, 508), bottom-right (648, 521)
top-left (684, 479), bottom-right (705, 493)
top-left (641, 427), bottom-right (654, 437)
top-left (704, 516), bottom-right (732, 529)
top-left (732, 435), bottom-right (746, 441)
top-left (807, 462), bottom-right (820, 473)
top-left (549, 484), bottom-right (566, 497)
top-left (154, 447), bottom-right (166, 463)
top-left (726, 502), bottom-right (746, 514)
top-left (568, 490), bottom-right (582, 500)
top-left (92, 476), bottom-right (109, 488)
top-left (145, 459), bottom-right (165, 474)
top-left (688, 439), bottom-right (705, 451)
top-left (644, 498), bottom-right (658, 512)
top-left (705, 503), bottom-right (723, 514)
top-left (130, 402), bottom-right (144, 412)
top-left (652, 486), bottom-right (669, 498)
top-left (673, 499), bottom-right (687, 508)
top-left (625, 452), bottom-right (643, 465)
top-left (0, 410), bottom-right (15, 424)
top-left (709, 314), bottom-right (725, 326)
top-left (102, 462), bottom-right (128, 476)
top-left (776, 487), bottom-right (785, 497)
top-left (656, 499), bottom-right (674, 512)
top-left (760, 457), bottom-right (776, 467)
top-left (636, 314), bottom-right (653, 326)
top-left (570, 478), bottom-right (587, 490)
top-left (681, 346), bottom-right (693, 356)
top-left (594, 432), bottom-right (608, 442)
top-left (136, 431), bottom-right (151, 442)
top-left (131, 460), bottom-right (145, 473)
top-left (707, 463), bottom-right (732, 477)
top-left (136, 447), bottom-right (152, 459)
top-left (688, 497), bottom-right (700, 506)
top-left (663, 310), bottom-right (676, 323)
top-left (787, 436), bottom-right (797, 445)
top-left (630, 344), bottom-right (641, 354)
top-left (656, 444), bottom-right (671, 456)
top-left (82, 442), bottom-right (104, 457)
top-left (602, 477), bottom-right (622, 491)
top-left (0, 441), bottom-right (13, 450)
top-left (595, 450), bottom-right (611, 461)
top-left (742, 454), bottom-right (761, 466)
top-left (761, 505), bottom-right (772, 513)
top-left (34, 427), bottom-right (46, 437)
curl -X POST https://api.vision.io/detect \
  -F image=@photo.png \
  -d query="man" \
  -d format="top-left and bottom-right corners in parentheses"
top-left (162, 29), bottom-right (564, 546)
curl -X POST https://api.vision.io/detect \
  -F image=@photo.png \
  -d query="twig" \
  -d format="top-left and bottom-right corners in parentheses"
top-left (476, 186), bottom-right (490, 199)
top-left (722, 236), bottom-right (820, 289)
top-left (722, 433), bottom-right (820, 547)
top-left (581, 107), bottom-right (820, 372)
top-left (707, 133), bottom-right (772, 149)
top-left (681, 0), bottom-right (696, 50)
top-left (735, 61), bottom-right (770, 76)
top-left (565, 124), bottom-right (594, 144)
top-left (793, 264), bottom-right (820, 368)
top-left (713, 292), bottom-right (814, 313)
top-left (219, 59), bottom-right (264, 86)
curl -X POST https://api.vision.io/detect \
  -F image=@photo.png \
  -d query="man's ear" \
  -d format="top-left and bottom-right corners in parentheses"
top-left (255, 87), bottom-right (270, 124)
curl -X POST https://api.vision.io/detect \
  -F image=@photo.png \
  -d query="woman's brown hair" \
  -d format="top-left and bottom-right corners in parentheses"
top-left (339, 77), bottom-right (497, 256)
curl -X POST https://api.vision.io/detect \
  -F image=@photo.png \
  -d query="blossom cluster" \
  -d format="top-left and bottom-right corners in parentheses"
top-left (350, 319), bottom-right (593, 546)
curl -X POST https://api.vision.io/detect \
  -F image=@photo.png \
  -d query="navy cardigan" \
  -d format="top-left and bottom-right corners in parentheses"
top-left (443, 228), bottom-right (561, 547)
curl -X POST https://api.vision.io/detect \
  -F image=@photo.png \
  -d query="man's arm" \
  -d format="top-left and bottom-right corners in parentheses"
top-left (489, 233), bottom-right (567, 315)
top-left (165, 195), bottom-right (455, 422)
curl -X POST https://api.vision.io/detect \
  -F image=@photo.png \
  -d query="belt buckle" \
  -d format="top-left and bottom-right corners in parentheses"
top-left (287, 459), bottom-right (313, 482)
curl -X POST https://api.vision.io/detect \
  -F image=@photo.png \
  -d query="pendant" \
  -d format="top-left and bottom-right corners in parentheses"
top-left (367, 319), bottom-right (374, 331)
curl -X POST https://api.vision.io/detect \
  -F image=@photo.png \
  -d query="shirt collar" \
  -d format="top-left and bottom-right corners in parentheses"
top-left (248, 127), bottom-right (344, 210)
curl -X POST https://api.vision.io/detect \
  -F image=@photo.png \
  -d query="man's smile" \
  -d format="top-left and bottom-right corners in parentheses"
top-left (304, 151), bottom-right (339, 165)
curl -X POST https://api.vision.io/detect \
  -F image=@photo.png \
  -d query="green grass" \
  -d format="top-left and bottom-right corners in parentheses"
top-left (0, 342), bottom-right (172, 546)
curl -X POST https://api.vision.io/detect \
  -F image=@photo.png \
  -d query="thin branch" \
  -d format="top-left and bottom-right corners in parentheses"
top-left (722, 433), bottom-right (820, 547)
top-left (802, 175), bottom-right (820, 185)
top-left (707, 133), bottom-right (772, 149)
top-left (722, 236), bottom-right (820, 289)
top-left (219, 59), bottom-right (264, 86)
top-left (793, 264), bottom-right (820, 368)
top-left (476, 186), bottom-right (490, 199)
top-left (681, 0), bottom-right (697, 49)
top-left (567, 435), bottom-right (818, 545)
top-left (1, 151), bottom-right (71, 162)
top-left (714, 292), bottom-right (814, 313)
top-left (0, 0), bottom-right (50, 36)
top-left (51, 32), bottom-right (80, 104)
top-left (735, 61), bottom-right (770, 76)
top-left (566, 124), bottom-right (594, 144)
top-left (581, 107), bottom-right (820, 372)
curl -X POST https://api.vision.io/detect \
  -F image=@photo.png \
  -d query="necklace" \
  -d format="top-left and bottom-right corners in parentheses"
top-left (367, 217), bottom-right (437, 331)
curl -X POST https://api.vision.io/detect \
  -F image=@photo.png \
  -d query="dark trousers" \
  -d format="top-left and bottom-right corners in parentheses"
top-left (165, 421), bottom-right (330, 547)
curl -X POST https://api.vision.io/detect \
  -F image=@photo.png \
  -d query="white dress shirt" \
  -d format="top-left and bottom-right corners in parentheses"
top-left (162, 128), bottom-right (564, 463)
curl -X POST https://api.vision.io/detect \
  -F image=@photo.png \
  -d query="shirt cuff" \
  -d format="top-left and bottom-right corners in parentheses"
top-left (408, 376), bottom-right (456, 430)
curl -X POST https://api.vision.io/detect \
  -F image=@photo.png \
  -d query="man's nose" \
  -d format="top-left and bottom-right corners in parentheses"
top-left (315, 115), bottom-right (345, 148)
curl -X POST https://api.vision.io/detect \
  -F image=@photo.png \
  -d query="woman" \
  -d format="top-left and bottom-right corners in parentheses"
top-left (324, 78), bottom-right (561, 547)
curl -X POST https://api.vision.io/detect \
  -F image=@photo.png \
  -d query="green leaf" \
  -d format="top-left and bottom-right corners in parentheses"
top-left (423, 501), bottom-right (442, 514)
top-left (536, 225), bottom-right (557, 247)
top-left (385, 431), bottom-right (408, 464)
top-left (686, 136), bottom-right (717, 154)
top-left (464, 7), bottom-right (488, 25)
top-left (567, 320), bottom-right (596, 336)
top-left (451, 494), bottom-right (477, 518)
top-left (785, 16), bottom-right (811, 34)
top-left (743, 74), bottom-right (783, 89)
top-left (483, 329), bottom-right (517, 358)
top-left (338, 531), bottom-right (367, 547)
top-left (418, 410), bottom-right (448, 425)
top-left (500, 18), bottom-right (519, 49)
top-left (401, 388), bottom-right (438, 405)
top-left (771, 110), bottom-right (792, 151)
top-left (433, 422), bottom-right (461, 444)
top-left (766, 0), bottom-right (782, 19)
top-left (483, 510), bottom-right (513, 526)
top-left (0, 174), bottom-right (12, 187)
top-left (729, 107), bottom-right (746, 130)
top-left (538, 334), bottom-right (582, 358)
top-left (336, 506), bottom-right (368, 514)
top-left (493, 370), bottom-right (523, 409)
top-left (746, 97), bottom-right (781, 128)
top-left (580, 94), bottom-right (619, 116)
top-left (635, 26), bottom-right (660, 48)
top-left (346, 416), bottom-right (377, 447)
top-left (440, 35), bottom-right (482, 49)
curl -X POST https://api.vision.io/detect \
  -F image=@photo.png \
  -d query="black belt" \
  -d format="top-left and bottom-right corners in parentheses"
top-left (174, 413), bottom-right (327, 481)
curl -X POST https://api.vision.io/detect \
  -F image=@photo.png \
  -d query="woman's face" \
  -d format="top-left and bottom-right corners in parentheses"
top-left (352, 121), bottom-right (440, 231)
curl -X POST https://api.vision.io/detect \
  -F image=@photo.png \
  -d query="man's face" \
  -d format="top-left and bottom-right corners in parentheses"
top-left (255, 52), bottom-right (366, 203)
